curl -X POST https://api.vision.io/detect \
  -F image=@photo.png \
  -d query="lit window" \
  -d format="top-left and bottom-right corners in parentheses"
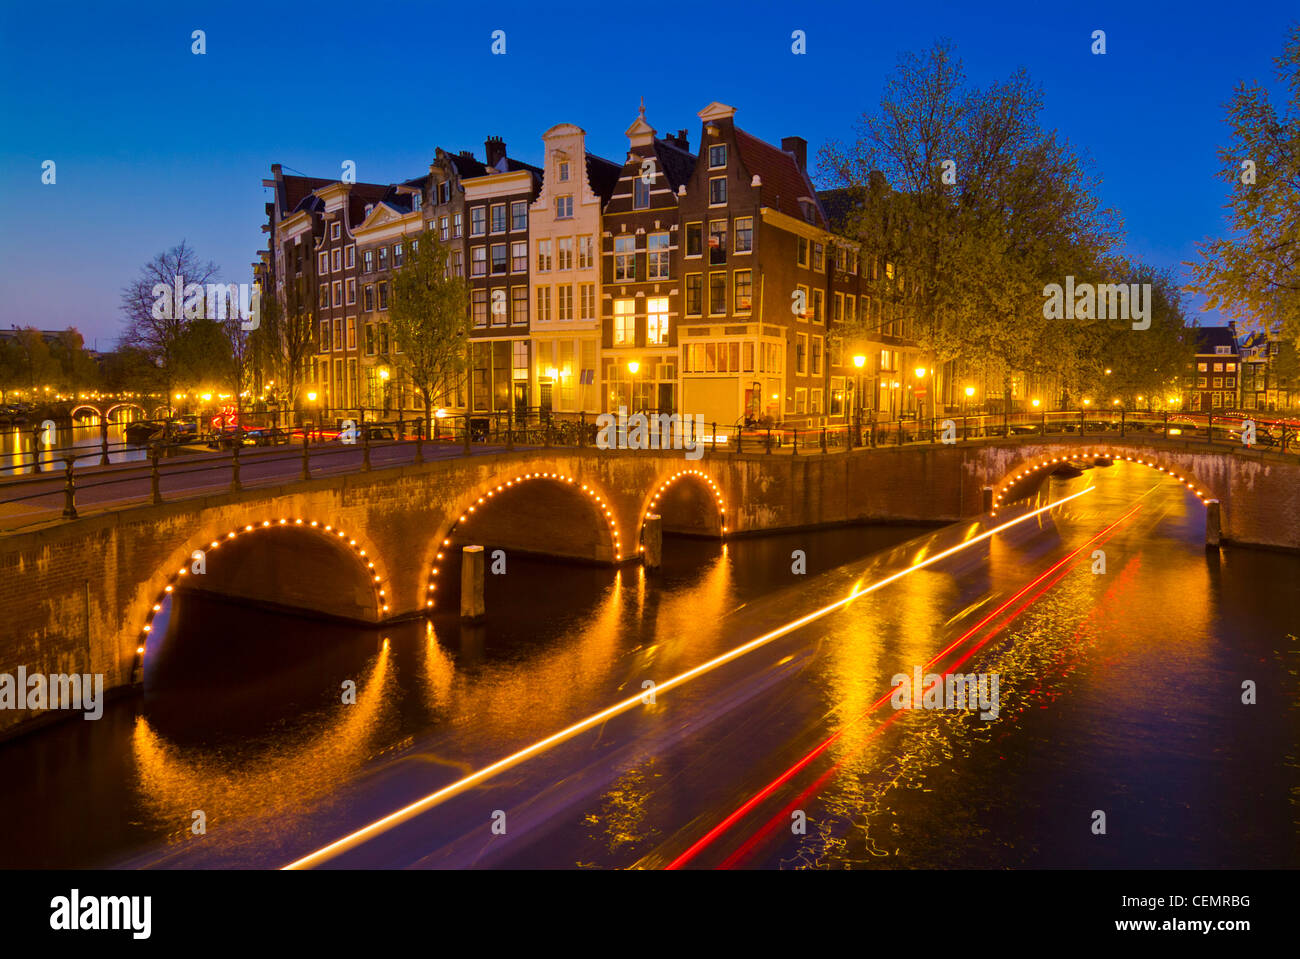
top-left (734, 270), bottom-right (753, 312)
top-left (535, 286), bottom-right (551, 322)
top-left (647, 297), bottom-right (669, 345)
top-left (613, 299), bottom-right (635, 344)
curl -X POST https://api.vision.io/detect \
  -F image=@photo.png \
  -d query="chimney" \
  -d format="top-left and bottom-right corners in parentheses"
top-left (782, 136), bottom-right (807, 172)
top-left (485, 136), bottom-right (507, 168)
top-left (675, 129), bottom-right (690, 150)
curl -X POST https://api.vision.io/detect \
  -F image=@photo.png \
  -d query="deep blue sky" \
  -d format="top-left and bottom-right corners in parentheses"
top-left (1, 0), bottom-right (1294, 348)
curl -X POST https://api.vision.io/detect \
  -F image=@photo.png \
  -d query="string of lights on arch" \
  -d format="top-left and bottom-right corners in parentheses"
top-left (135, 518), bottom-right (389, 663)
top-left (991, 452), bottom-right (1209, 517)
top-left (639, 469), bottom-right (728, 553)
top-left (425, 471), bottom-right (623, 610)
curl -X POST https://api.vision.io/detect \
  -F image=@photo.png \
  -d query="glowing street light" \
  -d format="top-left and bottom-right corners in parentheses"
top-left (1032, 398), bottom-right (1041, 408)
top-left (964, 386), bottom-right (975, 398)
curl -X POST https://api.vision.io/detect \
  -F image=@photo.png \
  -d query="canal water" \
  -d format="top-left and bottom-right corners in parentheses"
top-left (0, 460), bottom-right (1295, 868)
top-left (2, 412), bottom-right (147, 477)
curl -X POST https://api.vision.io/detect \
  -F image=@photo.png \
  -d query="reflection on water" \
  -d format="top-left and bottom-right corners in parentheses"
top-left (2, 412), bottom-right (148, 476)
top-left (0, 524), bottom-right (923, 867)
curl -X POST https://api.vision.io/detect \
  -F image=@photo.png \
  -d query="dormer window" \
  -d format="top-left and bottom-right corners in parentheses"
top-left (709, 144), bottom-right (727, 168)
top-left (412, 192), bottom-right (422, 211)
top-left (559, 161), bottom-right (570, 182)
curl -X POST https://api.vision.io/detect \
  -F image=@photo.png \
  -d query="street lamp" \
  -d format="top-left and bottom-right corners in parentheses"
top-left (853, 354), bottom-right (866, 445)
top-left (914, 366), bottom-right (926, 423)
top-left (627, 361), bottom-right (640, 413)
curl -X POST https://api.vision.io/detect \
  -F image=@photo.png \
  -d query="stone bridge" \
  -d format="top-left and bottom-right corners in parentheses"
top-left (1, 433), bottom-right (1296, 734)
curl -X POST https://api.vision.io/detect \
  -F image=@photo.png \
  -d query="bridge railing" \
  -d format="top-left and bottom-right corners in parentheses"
top-left (1, 408), bottom-right (1297, 528)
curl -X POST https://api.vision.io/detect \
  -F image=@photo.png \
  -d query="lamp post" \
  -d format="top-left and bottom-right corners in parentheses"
top-left (627, 361), bottom-right (640, 414)
top-left (852, 354), bottom-right (866, 446)
top-left (379, 366), bottom-right (390, 419)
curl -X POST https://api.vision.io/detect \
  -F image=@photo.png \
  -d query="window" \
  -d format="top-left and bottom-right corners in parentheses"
top-left (812, 336), bottom-right (823, 375)
top-left (709, 272), bottom-right (726, 314)
top-left (797, 237), bottom-right (808, 267)
top-left (472, 290), bottom-right (487, 327)
top-left (377, 281), bottom-right (388, 310)
top-left (683, 223), bottom-right (703, 258)
top-left (709, 177), bottom-right (727, 205)
top-left (634, 178), bottom-right (651, 209)
top-left (831, 293), bottom-right (843, 323)
top-left (614, 235), bottom-right (635, 281)
top-left (555, 195), bottom-right (573, 219)
top-left (558, 160), bottom-right (570, 182)
top-left (346, 318), bottom-right (356, 350)
top-left (834, 246), bottom-right (846, 273)
top-left (536, 239), bottom-right (552, 272)
top-left (490, 204), bottom-right (506, 233)
top-left (847, 249), bottom-right (858, 274)
top-left (319, 320), bottom-right (329, 352)
top-left (796, 333), bottom-right (808, 374)
top-left (1213, 377), bottom-right (1222, 389)
top-left (734, 270), bottom-right (753, 312)
top-left (578, 235), bottom-right (594, 270)
top-left (412, 192), bottom-right (422, 211)
top-left (1215, 345), bottom-right (1231, 355)
top-left (1197, 362), bottom-right (1208, 372)
top-left (491, 244), bottom-right (507, 275)
top-left (811, 388), bottom-right (823, 414)
top-left (345, 245), bottom-right (355, 269)
top-left (393, 243), bottom-right (403, 268)
top-left (1197, 376), bottom-right (1207, 388)
top-left (471, 206), bottom-right (486, 236)
top-left (846, 294), bottom-right (856, 323)
top-left (471, 246), bottom-right (487, 277)
top-left (333, 318), bottom-right (343, 351)
top-left (346, 278), bottom-right (356, 305)
top-left (812, 243), bottom-right (824, 271)
top-left (709, 220), bottom-right (727, 265)
top-left (318, 252), bottom-right (329, 274)
top-left (795, 284), bottom-right (809, 319)
top-left (453, 213), bottom-right (463, 238)
top-left (535, 285), bottom-right (551, 322)
top-left (490, 288), bottom-right (507, 326)
top-left (439, 182), bottom-right (451, 204)
top-left (378, 246), bottom-right (389, 271)
top-left (557, 237), bottom-right (574, 270)
top-left (812, 290), bottom-right (824, 323)
top-left (365, 324), bottom-right (375, 356)
top-left (440, 217), bottom-right (449, 241)
top-left (614, 299), bottom-right (635, 345)
top-left (1213, 362), bottom-right (1223, 372)
top-left (332, 249), bottom-right (341, 272)
top-left (579, 283), bottom-right (595, 320)
top-left (319, 283), bottom-right (330, 307)
top-left (511, 201), bottom-right (528, 232)
top-left (734, 217), bottom-right (752, 253)
top-left (647, 297), bottom-right (669, 345)
top-left (647, 233), bottom-right (670, 279)
top-left (511, 241), bottom-right (527, 272)
top-left (709, 143), bottom-right (727, 168)
top-left (686, 274), bottom-right (703, 316)
top-left (512, 286), bottom-right (528, 326)
top-left (363, 284), bottom-right (374, 312)
top-left (363, 249), bottom-right (374, 273)
top-left (331, 222), bottom-right (341, 240)
top-left (557, 284), bottom-right (574, 321)
top-left (885, 260), bottom-right (895, 280)
top-left (450, 250), bottom-right (463, 277)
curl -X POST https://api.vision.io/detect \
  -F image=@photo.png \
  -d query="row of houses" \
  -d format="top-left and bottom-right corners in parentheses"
top-left (256, 101), bottom-right (932, 431)
top-left (1186, 323), bottom-right (1299, 415)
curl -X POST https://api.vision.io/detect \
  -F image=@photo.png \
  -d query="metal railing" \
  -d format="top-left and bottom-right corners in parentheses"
top-left (1, 407), bottom-right (1296, 528)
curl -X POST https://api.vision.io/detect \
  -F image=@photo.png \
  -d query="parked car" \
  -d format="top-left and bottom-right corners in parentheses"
top-left (243, 427), bottom-right (289, 447)
top-left (332, 425), bottom-right (395, 443)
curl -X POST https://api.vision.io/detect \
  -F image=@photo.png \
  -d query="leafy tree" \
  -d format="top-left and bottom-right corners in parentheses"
top-left (388, 233), bottom-right (469, 435)
top-left (1189, 25), bottom-right (1300, 346)
top-left (49, 328), bottom-right (101, 392)
top-left (252, 267), bottom-right (317, 424)
top-left (820, 40), bottom-right (1121, 409)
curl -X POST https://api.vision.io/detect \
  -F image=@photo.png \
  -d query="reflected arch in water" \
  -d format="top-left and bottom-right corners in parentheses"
top-left (991, 449), bottom-right (1212, 516)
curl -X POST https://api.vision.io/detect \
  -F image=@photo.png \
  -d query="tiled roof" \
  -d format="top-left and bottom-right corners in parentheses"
top-left (280, 173), bottom-right (336, 216)
top-left (734, 128), bottom-right (825, 226)
top-left (1191, 325), bottom-right (1239, 353)
top-left (585, 152), bottom-right (623, 202)
top-left (653, 138), bottom-right (696, 191)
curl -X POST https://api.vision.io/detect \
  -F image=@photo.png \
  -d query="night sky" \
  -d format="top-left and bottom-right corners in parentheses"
top-left (1, 0), bottom-right (1294, 346)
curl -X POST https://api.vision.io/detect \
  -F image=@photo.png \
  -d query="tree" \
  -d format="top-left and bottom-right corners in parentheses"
top-left (119, 240), bottom-right (220, 411)
top-left (1190, 25), bottom-right (1300, 346)
top-left (388, 233), bottom-right (469, 435)
top-left (49, 328), bottom-right (101, 393)
top-left (252, 267), bottom-right (317, 425)
top-left (820, 40), bottom-right (1122, 408)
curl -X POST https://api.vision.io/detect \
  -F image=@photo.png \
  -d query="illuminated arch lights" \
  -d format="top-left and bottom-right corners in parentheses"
top-left (991, 452), bottom-right (1208, 517)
